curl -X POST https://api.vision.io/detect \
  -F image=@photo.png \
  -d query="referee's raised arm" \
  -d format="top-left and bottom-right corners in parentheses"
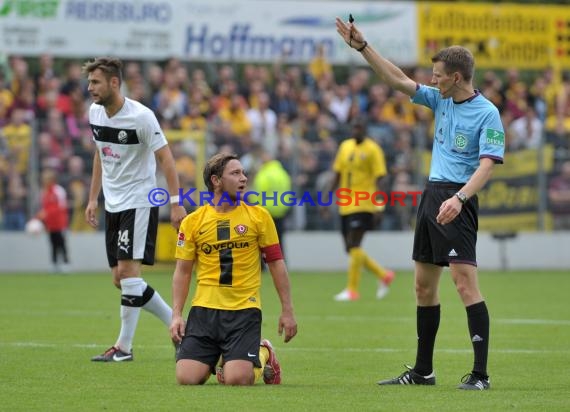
top-left (335, 16), bottom-right (416, 96)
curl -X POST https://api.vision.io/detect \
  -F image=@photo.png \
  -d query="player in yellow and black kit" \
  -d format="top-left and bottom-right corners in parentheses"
top-left (170, 152), bottom-right (297, 386)
top-left (331, 116), bottom-right (395, 301)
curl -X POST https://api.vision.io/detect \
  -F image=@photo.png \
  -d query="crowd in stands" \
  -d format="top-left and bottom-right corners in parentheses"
top-left (1, 51), bottom-right (570, 232)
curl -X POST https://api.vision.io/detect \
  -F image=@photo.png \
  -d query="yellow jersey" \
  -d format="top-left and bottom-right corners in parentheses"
top-left (2, 123), bottom-right (32, 174)
top-left (175, 203), bottom-right (282, 310)
top-left (333, 137), bottom-right (387, 215)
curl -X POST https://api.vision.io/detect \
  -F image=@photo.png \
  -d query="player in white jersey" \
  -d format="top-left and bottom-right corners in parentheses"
top-left (83, 57), bottom-right (187, 362)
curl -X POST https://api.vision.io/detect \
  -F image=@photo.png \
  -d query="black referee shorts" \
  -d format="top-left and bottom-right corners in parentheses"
top-left (412, 181), bottom-right (478, 267)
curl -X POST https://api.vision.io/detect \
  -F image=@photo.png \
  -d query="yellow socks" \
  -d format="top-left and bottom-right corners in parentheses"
top-left (254, 345), bottom-right (270, 381)
top-left (347, 247), bottom-right (365, 291)
top-left (362, 252), bottom-right (388, 280)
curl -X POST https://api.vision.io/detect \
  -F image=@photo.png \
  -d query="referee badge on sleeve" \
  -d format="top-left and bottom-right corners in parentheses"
top-left (486, 129), bottom-right (505, 146)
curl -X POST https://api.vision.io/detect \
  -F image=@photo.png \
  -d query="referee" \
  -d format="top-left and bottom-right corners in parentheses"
top-left (336, 17), bottom-right (505, 390)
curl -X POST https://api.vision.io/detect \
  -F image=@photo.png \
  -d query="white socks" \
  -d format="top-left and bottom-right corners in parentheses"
top-left (141, 280), bottom-right (173, 326)
top-left (115, 278), bottom-right (173, 353)
top-left (116, 277), bottom-right (144, 353)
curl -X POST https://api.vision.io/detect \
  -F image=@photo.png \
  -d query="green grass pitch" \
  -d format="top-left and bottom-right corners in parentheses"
top-left (1, 267), bottom-right (569, 411)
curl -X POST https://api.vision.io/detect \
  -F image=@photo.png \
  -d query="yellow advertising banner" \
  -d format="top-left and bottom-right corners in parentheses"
top-left (156, 223), bottom-right (178, 262)
top-left (418, 2), bottom-right (570, 69)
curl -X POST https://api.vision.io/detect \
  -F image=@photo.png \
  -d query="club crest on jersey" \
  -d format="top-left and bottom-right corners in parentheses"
top-left (234, 224), bottom-right (248, 236)
top-left (454, 133), bottom-right (467, 149)
top-left (177, 232), bottom-right (185, 247)
top-left (118, 130), bottom-right (128, 144)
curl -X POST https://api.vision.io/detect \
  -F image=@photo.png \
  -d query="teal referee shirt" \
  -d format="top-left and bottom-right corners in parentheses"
top-left (412, 84), bottom-right (505, 183)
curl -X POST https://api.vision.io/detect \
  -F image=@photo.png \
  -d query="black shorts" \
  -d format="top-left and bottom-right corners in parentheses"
top-left (341, 212), bottom-right (375, 236)
top-left (104, 207), bottom-right (159, 267)
top-left (412, 181), bottom-right (478, 266)
top-left (176, 306), bottom-right (262, 371)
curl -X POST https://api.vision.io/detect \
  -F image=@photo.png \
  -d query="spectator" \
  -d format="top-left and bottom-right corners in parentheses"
top-left (275, 113), bottom-right (297, 171)
top-left (146, 63), bottom-right (164, 100)
top-left (213, 93), bottom-right (252, 154)
top-left (189, 68), bottom-right (212, 99)
top-left (529, 75), bottom-right (548, 122)
top-left (151, 65), bottom-right (187, 124)
top-left (295, 142), bottom-right (320, 230)
top-left (347, 69), bottom-right (370, 113)
top-left (38, 168), bottom-right (70, 272)
top-left (179, 104), bottom-right (208, 133)
top-left (40, 109), bottom-right (71, 170)
top-left (308, 43), bottom-right (333, 86)
top-left (211, 64), bottom-right (235, 95)
top-left (0, 70), bottom-right (14, 126)
top-left (8, 56), bottom-right (29, 97)
top-left (247, 91), bottom-right (278, 156)
top-left (187, 86), bottom-right (211, 119)
top-left (2, 107), bottom-right (31, 174)
top-left (62, 155), bottom-right (93, 232)
top-left (380, 90), bottom-right (417, 133)
top-left (244, 77), bottom-right (266, 109)
top-left (328, 84), bottom-right (352, 124)
top-left (270, 79), bottom-right (297, 120)
top-left (2, 163), bottom-right (27, 230)
top-left (548, 160), bottom-right (570, 230)
top-left (480, 70), bottom-right (505, 113)
top-left (507, 105), bottom-right (543, 151)
top-left (546, 118), bottom-right (570, 157)
top-left (504, 81), bottom-right (529, 120)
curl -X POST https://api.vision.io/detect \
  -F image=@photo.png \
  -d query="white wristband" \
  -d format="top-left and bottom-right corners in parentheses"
top-left (170, 195), bottom-right (180, 205)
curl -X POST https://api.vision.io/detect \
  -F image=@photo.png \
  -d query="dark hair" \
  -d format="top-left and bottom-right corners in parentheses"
top-left (82, 57), bottom-right (123, 84)
top-left (351, 114), bottom-right (368, 128)
top-left (203, 152), bottom-right (239, 191)
top-left (431, 46), bottom-right (474, 82)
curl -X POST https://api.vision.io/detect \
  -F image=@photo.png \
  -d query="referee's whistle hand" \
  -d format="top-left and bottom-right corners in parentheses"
top-left (436, 197), bottom-right (462, 225)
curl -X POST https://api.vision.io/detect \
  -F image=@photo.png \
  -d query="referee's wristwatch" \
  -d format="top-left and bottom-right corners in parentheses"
top-left (454, 191), bottom-right (468, 204)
